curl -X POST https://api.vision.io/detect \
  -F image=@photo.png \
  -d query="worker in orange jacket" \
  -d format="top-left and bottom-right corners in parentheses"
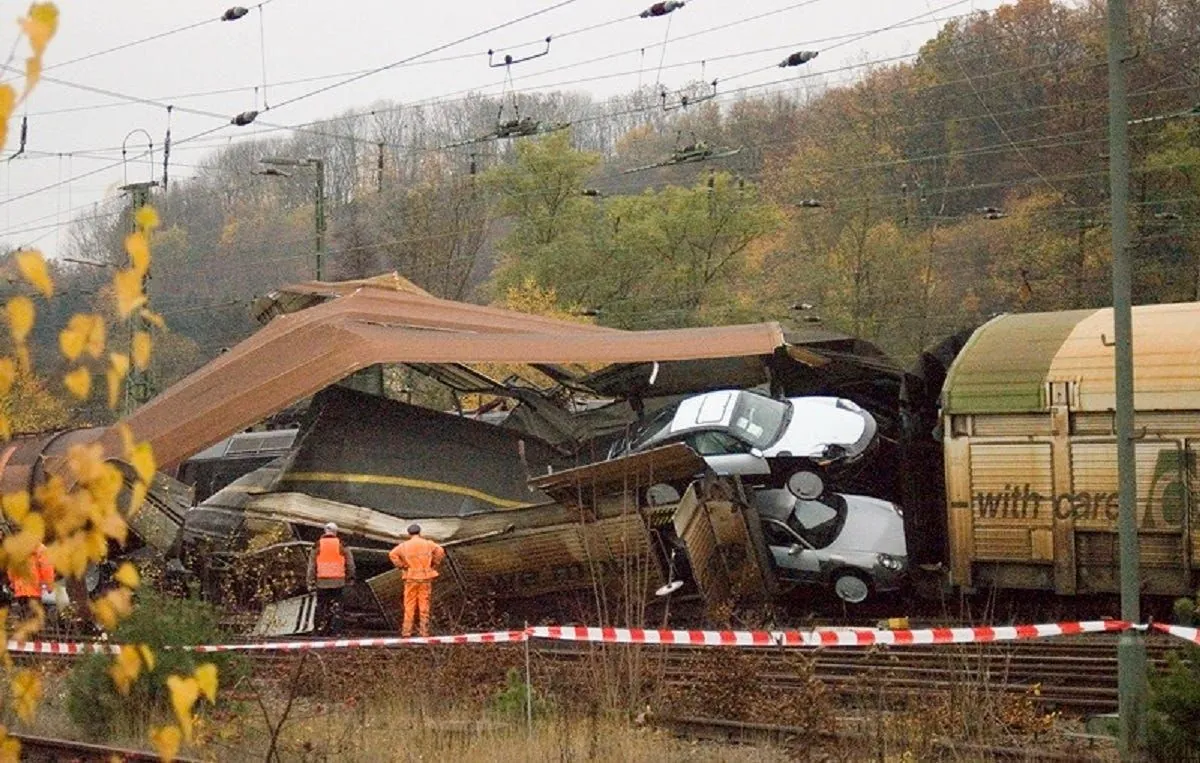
top-left (8, 543), bottom-right (54, 620)
top-left (305, 523), bottom-right (356, 635)
top-left (388, 524), bottom-right (445, 637)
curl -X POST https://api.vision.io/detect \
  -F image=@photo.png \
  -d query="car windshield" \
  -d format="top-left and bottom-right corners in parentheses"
top-left (728, 392), bottom-right (789, 448)
top-left (786, 495), bottom-right (847, 549)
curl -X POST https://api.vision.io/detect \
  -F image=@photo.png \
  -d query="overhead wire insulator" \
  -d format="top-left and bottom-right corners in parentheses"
top-left (6, 116), bottom-right (28, 161)
top-left (162, 105), bottom-right (173, 189)
top-left (640, 1), bottom-right (684, 18)
top-left (488, 37), bottom-right (552, 68)
top-left (661, 79), bottom-right (717, 111)
top-left (779, 50), bottom-right (819, 67)
top-left (222, 7), bottom-right (249, 21)
top-left (231, 110), bottom-right (259, 126)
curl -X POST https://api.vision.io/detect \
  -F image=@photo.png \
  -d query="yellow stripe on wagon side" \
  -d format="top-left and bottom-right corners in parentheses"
top-left (277, 471), bottom-right (534, 510)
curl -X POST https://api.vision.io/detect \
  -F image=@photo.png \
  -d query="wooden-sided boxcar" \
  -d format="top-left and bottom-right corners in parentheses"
top-left (941, 301), bottom-right (1199, 595)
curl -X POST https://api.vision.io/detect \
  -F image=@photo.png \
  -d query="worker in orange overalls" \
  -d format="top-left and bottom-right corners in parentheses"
top-left (8, 543), bottom-right (54, 621)
top-left (305, 523), bottom-right (356, 635)
top-left (388, 524), bottom-right (445, 637)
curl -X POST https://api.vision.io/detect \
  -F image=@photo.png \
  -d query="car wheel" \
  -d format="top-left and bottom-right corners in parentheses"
top-left (786, 469), bottom-right (825, 499)
top-left (833, 571), bottom-right (871, 604)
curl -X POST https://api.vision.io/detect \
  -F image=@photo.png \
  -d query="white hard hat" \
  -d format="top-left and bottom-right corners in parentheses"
top-left (323, 522), bottom-right (338, 534)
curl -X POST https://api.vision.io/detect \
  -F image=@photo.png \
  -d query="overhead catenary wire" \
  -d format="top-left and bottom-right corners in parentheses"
top-left (0, 0), bottom-right (607, 209)
top-left (7, 2), bottom-right (1190, 238)
top-left (5, 55), bottom-right (1192, 242)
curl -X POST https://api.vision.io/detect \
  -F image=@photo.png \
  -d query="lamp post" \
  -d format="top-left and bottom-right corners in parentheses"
top-left (257, 157), bottom-right (326, 280)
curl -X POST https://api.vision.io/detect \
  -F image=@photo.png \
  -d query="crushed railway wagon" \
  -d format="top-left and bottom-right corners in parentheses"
top-left (366, 445), bottom-right (774, 627)
top-left (941, 302), bottom-right (1200, 595)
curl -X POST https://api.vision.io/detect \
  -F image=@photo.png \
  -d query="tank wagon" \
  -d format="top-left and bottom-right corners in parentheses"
top-left (940, 301), bottom-right (1200, 596)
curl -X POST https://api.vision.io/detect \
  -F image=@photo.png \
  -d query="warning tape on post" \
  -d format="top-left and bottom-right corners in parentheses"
top-left (1152, 622), bottom-right (1200, 646)
top-left (8, 619), bottom-right (1182, 655)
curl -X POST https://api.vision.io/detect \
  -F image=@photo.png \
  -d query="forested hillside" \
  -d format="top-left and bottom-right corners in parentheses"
top-left (18, 0), bottom-right (1200, 427)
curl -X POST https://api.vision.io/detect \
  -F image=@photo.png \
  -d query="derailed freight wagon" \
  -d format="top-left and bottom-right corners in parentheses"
top-left (941, 302), bottom-right (1200, 595)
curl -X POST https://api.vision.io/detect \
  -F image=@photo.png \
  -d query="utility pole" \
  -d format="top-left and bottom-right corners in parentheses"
top-left (377, 142), bottom-right (385, 193)
top-left (314, 159), bottom-right (325, 281)
top-left (120, 179), bottom-right (158, 415)
top-left (1107, 1), bottom-right (1147, 759)
top-left (258, 157), bottom-right (325, 280)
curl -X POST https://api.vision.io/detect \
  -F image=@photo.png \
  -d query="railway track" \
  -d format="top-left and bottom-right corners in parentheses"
top-left (199, 631), bottom-right (1182, 715)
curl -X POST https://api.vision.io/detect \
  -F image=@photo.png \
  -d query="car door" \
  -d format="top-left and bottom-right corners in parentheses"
top-left (762, 518), bottom-right (822, 583)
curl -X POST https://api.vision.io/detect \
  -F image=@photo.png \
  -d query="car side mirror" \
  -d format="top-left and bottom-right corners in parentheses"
top-left (749, 447), bottom-right (765, 458)
top-left (787, 544), bottom-right (801, 556)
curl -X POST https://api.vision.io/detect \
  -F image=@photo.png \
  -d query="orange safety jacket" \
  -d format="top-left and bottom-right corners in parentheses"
top-left (388, 536), bottom-right (445, 582)
top-left (9, 545), bottom-right (54, 599)
top-left (315, 537), bottom-right (347, 580)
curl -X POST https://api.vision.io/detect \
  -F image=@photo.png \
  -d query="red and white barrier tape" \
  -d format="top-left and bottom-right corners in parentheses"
top-left (1152, 622), bottom-right (1200, 646)
top-left (5, 620), bottom-right (1157, 655)
top-left (187, 630), bottom-right (528, 653)
top-left (527, 620), bottom-right (1132, 647)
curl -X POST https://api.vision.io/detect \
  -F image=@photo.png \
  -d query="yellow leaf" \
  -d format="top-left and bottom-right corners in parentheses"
top-left (0, 358), bottom-right (13, 397)
top-left (107, 355), bottom-right (130, 410)
top-left (139, 308), bottom-right (166, 330)
top-left (150, 725), bottom-right (181, 763)
top-left (14, 251), bottom-right (52, 298)
top-left (60, 314), bottom-right (105, 361)
top-left (58, 320), bottom-right (85, 361)
top-left (129, 442), bottom-right (155, 485)
top-left (138, 644), bottom-right (156, 672)
top-left (84, 315), bottom-right (106, 358)
top-left (132, 331), bottom-right (151, 371)
top-left (194, 663), bottom-right (218, 704)
top-left (0, 84), bottom-right (13, 149)
top-left (65, 443), bottom-right (105, 484)
top-left (113, 270), bottom-right (146, 318)
top-left (110, 352), bottom-right (130, 378)
top-left (5, 297), bottom-right (34, 344)
top-left (167, 675), bottom-right (199, 741)
top-left (98, 508), bottom-right (128, 544)
top-left (0, 416), bottom-right (9, 442)
top-left (1, 492), bottom-right (29, 525)
top-left (90, 587), bottom-right (133, 631)
top-left (20, 4), bottom-right (58, 56)
top-left (126, 481), bottom-right (147, 519)
top-left (0, 734), bottom-right (19, 763)
top-left (114, 562), bottom-right (139, 589)
top-left (107, 645), bottom-right (141, 696)
top-left (9, 669), bottom-right (41, 723)
top-left (135, 206), bottom-right (160, 232)
top-left (63, 367), bottom-right (91, 400)
top-left (124, 232), bottom-right (149, 276)
top-left (23, 56), bottom-right (40, 95)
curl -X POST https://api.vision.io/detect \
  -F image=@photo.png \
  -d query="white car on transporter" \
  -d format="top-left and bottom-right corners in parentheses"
top-left (622, 389), bottom-right (879, 489)
top-left (621, 389), bottom-right (906, 603)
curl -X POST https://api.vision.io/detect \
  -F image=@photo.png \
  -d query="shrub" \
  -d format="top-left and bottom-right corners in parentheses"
top-left (491, 667), bottom-right (551, 720)
top-left (66, 591), bottom-right (244, 740)
top-left (1147, 647), bottom-right (1200, 762)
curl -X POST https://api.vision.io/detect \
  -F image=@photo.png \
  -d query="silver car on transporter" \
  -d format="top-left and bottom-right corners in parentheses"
top-left (754, 488), bottom-right (908, 604)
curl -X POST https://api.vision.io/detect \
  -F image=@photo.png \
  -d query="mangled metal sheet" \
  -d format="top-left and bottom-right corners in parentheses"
top-left (529, 443), bottom-right (708, 509)
top-left (275, 386), bottom-right (558, 517)
top-left (367, 512), bottom-right (660, 626)
top-left (98, 278), bottom-right (786, 471)
top-left (673, 480), bottom-right (773, 608)
top-left (252, 593), bottom-right (317, 637)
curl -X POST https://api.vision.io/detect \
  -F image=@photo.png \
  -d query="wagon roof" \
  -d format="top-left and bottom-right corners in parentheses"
top-left (942, 301), bottom-right (1200, 415)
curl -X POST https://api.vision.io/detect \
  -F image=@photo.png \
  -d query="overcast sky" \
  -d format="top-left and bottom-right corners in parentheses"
top-left (0, 0), bottom-right (1006, 258)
